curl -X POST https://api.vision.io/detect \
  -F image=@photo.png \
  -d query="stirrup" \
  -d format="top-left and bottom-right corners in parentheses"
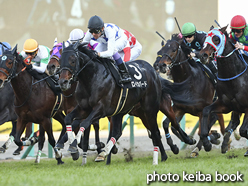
top-left (119, 76), bottom-right (132, 83)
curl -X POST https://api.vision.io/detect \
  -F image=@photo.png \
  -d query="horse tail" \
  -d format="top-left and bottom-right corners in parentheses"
top-left (159, 76), bottom-right (201, 105)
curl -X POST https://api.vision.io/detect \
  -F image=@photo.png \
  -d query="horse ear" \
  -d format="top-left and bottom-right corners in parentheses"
top-left (62, 41), bottom-right (65, 50)
top-left (161, 40), bottom-right (164, 46)
top-left (220, 25), bottom-right (228, 34)
top-left (11, 44), bottom-right (17, 55)
top-left (59, 48), bottom-right (62, 55)
top-left (73, 41), bottom-right (80, 50)
top-left (54, 37), bottom-right (58, 46)
top-left (209, 25), bottom-right (214, 31)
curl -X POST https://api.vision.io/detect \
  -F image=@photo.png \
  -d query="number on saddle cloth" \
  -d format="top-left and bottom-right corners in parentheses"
top-left (105, 61), bottom-right (148, 89)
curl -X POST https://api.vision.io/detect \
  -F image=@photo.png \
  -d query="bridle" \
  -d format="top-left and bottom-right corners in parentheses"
top-left (58, 48), bottom-right (93, 84)
top-left (157, 40), bottom-right (189, 69)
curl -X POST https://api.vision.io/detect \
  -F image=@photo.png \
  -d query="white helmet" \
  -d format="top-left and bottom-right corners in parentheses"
top-left (69, 28), bottom-right (85, 44)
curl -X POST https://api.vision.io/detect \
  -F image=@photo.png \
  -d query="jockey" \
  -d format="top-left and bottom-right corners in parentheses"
top-left (0, 42), bottom-right (11, 56)
top-left (229, 15), bottom-right (248, 52)
top-left (82, 15), bottom-right (142, 83)
top-left (181, 22), bottom-right (217, 86)
top-left (20, 39), bottom-right (60, 94)
top-left (67, 28), bottom-right (85, 46)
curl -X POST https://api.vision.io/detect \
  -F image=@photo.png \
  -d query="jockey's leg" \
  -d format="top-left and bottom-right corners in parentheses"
top-left (113, 52), bottom-right (131, 83)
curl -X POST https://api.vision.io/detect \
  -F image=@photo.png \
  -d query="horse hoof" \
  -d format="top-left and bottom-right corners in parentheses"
top-left (191, 138), bottom-right (197, 145)
top-left (56, 158), bottom-right (65, 165)
top-left (244, 150), bottom-right (248, 157)
top-left (210, 139), bottom-right (221, 145)
top-left (171, 145), bottom-right (179, 154)
top-left (190, 152), bottom-right (199, 158)
top-left (99, 142), bottom-right (105, 148)
top-left (71, 151), bottom-right (79, 161)
top-left (0, 147), bottom-right (6, 153)
top-left (111, 145), bottom-right (118, 154)
top-left (202, 138), bottom-right (212, 152)
top-left (68, 141), bottom-right (78, 154)
top-left (95, 155), bottom-right (105, 162)
top-left (55, 143), bottom-right (64, 150)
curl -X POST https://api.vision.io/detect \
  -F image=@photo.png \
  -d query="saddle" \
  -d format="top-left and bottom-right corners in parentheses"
top-left (103, 60), bottom-right (148, 115)
top-left (104, 60), bottom-right (148, 89)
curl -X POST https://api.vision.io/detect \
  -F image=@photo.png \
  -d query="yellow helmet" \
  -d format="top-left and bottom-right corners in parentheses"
top-left (23, 39), bottom-right (39, 53)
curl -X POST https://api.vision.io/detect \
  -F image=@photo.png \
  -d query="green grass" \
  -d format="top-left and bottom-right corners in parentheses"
top-left (0, 148), bottom-right (247, 186)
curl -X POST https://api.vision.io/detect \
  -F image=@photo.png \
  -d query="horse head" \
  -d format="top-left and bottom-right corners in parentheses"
top-left (0, 45), bottom-right (18, 88)
top-left (47, 42), bottom-right (62, 75)
top-left (199, 25), bottom-right (228, 64)
top-left (58, 41), bottom-right (89, 91)
top-left (154, 34), bottom-right (185, 76)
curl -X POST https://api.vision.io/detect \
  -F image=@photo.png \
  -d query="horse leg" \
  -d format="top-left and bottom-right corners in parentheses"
top-left (35, 125), bottom-right (45, 164)
top-left (53, 111), bottom-right (66, 142)
top-left (0, 120), bottom-right (16, 153)
top-left (91, 120), bottom-right (105, 154)
top-left (65, 105), bottom-right (84, 153)
top-left (42, 118), bottom-right (64, 165)
top-left (96, 114), bottom-right (124, 164)
top-left (221, 111), bottom-right (240, 153)
top-left (238, 112), bottom-right (248, 156)
top-left (14, 118), bottom-right (26, 148)
top-left (217, 114), bottom-right (225, 135)
top-left (81, 126), bottom-right (90, 165)
top-left (201, 100), bottom-right (231, 152)
top-left (55, 119), bottom-right (80, 150)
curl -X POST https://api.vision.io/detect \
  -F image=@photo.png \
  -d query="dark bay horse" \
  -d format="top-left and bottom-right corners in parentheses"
top-left (47, 42), bottom-right (105, 160)
top-left (0, 46), bottom-right (66, 164)
top-left (199, 26), bottom-right (248, 155)
top-left (153, 34), bottom-right (226, 157)
top-left (57, 42), bottom-right (197, 165)
top-left (48, 42), bottom-right (196, 165)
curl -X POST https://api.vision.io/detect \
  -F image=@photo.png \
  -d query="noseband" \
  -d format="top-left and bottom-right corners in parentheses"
top-left (157, 41), bottom-right (189, 69)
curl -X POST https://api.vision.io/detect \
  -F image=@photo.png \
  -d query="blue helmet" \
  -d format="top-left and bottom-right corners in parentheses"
top-left (0, 42), bottom-right (11, 56)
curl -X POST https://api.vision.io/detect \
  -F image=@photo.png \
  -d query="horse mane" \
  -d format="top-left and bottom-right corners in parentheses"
top-left (170, 33), bottom-right (197, 67)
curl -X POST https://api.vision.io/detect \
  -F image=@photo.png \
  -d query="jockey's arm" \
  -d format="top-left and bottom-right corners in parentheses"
top-left (98, 28), bottom-right (116, 58)
top-left (82, 30), bottom-right (91, 44)
top-left (32, 62), bottom-right (47, 73)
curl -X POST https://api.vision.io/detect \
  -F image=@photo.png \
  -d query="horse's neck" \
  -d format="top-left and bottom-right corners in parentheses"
top-left (11, 64), bottom-right (33, 101)
top-left (217, 47), bottom-right (247, 78)
top-left (171, 60), bottom-right (192, 82)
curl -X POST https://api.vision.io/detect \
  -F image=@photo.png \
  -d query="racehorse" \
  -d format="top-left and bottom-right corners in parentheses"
top-left (48, 42), bottom-right (197, 164)
top-left (153, 34), bottom-right (226, 157)
top-left (47, 42), bottom-right (105, 159)
top-left (199, 26), bottom-right (248, 156)
top-left (57, 42), bottom-right (196, 165)
top-left (0, 46), bottom-right (66, 164)
top-left (0, 82), bottom-right (34, 155)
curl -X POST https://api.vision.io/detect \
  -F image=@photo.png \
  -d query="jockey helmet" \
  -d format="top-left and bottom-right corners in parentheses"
top-left (230, 15), bottom-right (246, 29)
top-left (23, 39), bottom-right (39, 53)
top-left (88, 15), bottom-right (104, 33)
top-left (0, 42), bottom-right (11, 56)
top-left (69, 28), bottom-right (85, 43)
top-left (182, 22), bottom-right (196, 36)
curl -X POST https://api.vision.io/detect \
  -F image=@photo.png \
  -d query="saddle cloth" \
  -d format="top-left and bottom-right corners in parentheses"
top-left (105, 61), bottom-right (148, 89)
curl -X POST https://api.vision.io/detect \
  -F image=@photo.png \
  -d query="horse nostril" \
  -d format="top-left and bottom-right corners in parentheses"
top-left (153, 63), bottom-right (159, 71)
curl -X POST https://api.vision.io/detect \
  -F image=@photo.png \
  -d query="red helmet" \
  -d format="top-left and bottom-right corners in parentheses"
top-left (230, 15), bottom-right (247, 29)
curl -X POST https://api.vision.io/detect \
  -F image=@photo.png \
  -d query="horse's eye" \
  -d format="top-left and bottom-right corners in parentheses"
top-left (212, 36), bottom-right (220, 45)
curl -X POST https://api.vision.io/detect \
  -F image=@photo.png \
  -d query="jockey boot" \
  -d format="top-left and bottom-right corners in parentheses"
top-left (117, 62), bottom-right (132, 83)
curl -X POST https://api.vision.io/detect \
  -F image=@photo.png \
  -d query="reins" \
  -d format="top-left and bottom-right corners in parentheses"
top-left (215, 35), bottom-right (248, 81)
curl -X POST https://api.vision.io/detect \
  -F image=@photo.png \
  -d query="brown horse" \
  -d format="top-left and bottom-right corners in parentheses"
top-left (153, 34), bottom-right (226, 157)
top-left (0, 45), bottom-right (66, 164)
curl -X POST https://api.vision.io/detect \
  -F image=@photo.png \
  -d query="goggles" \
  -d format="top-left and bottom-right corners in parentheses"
top-left (89, 28), bottom-right (102, 34)
top-left (25, 51), bottom-right (36, 56)
top-left (232, 29), bottom-right (243, 34)
top-left (184, 34), bottom-right (194, 38)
